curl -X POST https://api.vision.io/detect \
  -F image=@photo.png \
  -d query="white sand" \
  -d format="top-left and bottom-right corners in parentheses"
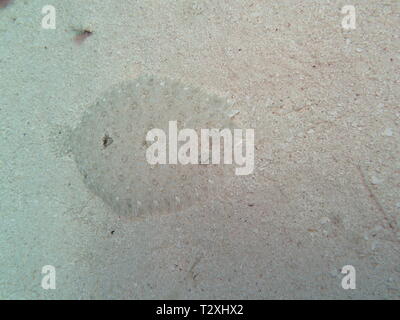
top-left (0, 0), bottom-right (399, 299)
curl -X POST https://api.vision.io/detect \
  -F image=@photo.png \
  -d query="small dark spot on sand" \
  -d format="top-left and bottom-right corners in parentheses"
top-left (74, 29), bottom-right (93, 45)
top-left (111, 230), bottom-right (115, 235)
top-left (102, 134), bottom-right (113, 148)
top-left (0, 0), bottom-right (12, 9)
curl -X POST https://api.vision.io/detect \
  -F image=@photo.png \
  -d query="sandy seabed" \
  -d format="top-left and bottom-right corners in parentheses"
top-left (0, 0), bottom-right (399, 299)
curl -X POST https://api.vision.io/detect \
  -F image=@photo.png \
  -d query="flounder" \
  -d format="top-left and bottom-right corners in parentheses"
top-left (53, 75), bottom-right (236, 218)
